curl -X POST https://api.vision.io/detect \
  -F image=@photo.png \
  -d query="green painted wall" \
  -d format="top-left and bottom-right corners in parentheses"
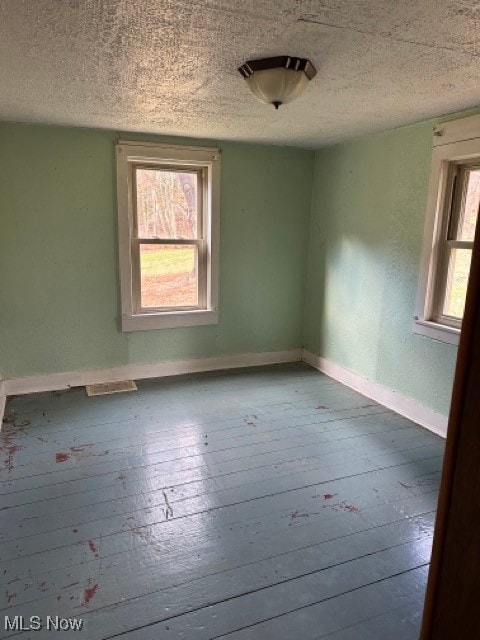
top-left (0, 116), bottom-right (468, 417)
top-left (0, 123), bottom-right (314, 378)
top-left (304, 120), bottom-right (458, 417)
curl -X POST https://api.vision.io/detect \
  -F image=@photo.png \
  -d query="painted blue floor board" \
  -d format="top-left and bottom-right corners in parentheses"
top-left (0, 363), bottom-right (444, 639)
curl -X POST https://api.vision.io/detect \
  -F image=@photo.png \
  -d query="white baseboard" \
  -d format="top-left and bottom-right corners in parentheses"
top-left (302, 349), bottom-right (448, 438)
top-left (1, 348), bottom-right (303, 397)
top-left (1, 348), bottom-right (448, 439)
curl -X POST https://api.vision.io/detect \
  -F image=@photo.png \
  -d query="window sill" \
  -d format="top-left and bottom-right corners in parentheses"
top-left (122, 310), bottom-right (219, 332)
top-left (412, 318), bottom-right (460, 345)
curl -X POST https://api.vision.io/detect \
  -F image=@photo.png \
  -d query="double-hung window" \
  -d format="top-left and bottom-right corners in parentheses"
top-left (415, 115), bottom-right (480, 344)
top-left (116, 142), bottom-right (220, 331)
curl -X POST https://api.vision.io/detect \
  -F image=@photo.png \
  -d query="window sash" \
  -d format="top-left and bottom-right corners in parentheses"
top-left (446, 164), bottom-right (480, 242)
top-left (132, 238), bottom-right (207, 313)
top-left (132, 164), bottom-right (204, 241)
top-left (131, 163), bottom-right (208, 314)
top-left (430, 163), bottom-right (477, 327)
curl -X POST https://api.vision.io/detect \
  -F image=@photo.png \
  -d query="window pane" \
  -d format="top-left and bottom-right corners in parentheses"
top-left (456, 168), bottom-right (480, 241)
top-left (443, 248), bottom-right (472, 319)
top-left (140, 244), bottom-right (198, 308)
top-left (136, 168), bottom-right (198, 239)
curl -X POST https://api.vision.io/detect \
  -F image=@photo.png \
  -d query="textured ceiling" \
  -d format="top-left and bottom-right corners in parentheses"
top-left (1, 0), bottom-right (480, 147)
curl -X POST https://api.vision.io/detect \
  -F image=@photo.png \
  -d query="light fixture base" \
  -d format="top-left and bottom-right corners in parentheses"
top-left (238, 56), bottom-right (317, 81)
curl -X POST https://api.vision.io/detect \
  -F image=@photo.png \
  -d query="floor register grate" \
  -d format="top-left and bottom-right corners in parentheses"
top-left (85, 380), bottom-right (137, 396)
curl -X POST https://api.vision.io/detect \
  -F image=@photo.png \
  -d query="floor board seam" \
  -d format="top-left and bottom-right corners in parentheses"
top-left (99, 563), bottom-right (431, 640)
top-left (0, 412), bottom-right (421, 483)
top-left (1, 441), bottom-right (442, 515)
top-left (0, 509), bottom-right (437, 605)
top-left (0, 454), bottom-right (443, 548)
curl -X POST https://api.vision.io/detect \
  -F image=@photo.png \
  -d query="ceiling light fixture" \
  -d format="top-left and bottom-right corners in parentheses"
top-left (238, 56), bottom-right (316, 109)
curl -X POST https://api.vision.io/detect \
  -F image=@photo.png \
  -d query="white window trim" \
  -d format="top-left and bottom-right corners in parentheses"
top-left (414, 115), bottom-right (480, 346)
top-left (116, 141), bottom-right (221, 331)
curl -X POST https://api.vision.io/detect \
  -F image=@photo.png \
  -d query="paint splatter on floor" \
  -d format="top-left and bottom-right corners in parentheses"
top-left (70, 444), bottom-right (94, 453)
top-left (55, 445), bottom-right (109, 463)
top-left (88, 540), bottom-right (99, 558)
top-left (82, 579), bottom-right (98, 606)
top-left (289, 510), bottom-right (309, 522)
top-left (0, 423), bottom-right (27, 472)
top-left (4, 442), bottom-right (21, 472)
top-left (323, 500), bottom-right (362, 515)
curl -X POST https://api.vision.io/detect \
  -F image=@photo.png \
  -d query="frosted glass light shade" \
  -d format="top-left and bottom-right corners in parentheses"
top-left (239, 56), bottom-right (316, 109)
top-left (245, 68), bottom-right (309, 106)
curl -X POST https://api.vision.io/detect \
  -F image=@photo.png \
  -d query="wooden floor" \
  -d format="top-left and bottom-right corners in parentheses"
top-left (0, 363), bottom-right (444, 639)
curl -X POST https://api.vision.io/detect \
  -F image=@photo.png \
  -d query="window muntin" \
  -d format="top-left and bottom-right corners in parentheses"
top-left (431, 163), bottom-right (479, 328)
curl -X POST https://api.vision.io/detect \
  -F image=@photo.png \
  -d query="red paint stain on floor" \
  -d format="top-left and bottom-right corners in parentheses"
top-left (342, 503), bottom-right (361, 515)
top-left (88, 540), bottom-right (99, 558)
top-left (82, 579), bottom-right (98, 606)
top-left (290, 509), bottom-right (309, 521)
top-left (55, 452), bottom-right (70, 463)
top-left (323, 493), bottom-right (338, 500)
top-left (72, 528), bottom-right (78, 533)
top-left (0, 429), bottom-right (23, 473)
top-left (323, 500), bottom-right (362, 515)
top-left (5, 444), bottom-right (20, 472)
top-left (70, 444), bottom-right (94, 453)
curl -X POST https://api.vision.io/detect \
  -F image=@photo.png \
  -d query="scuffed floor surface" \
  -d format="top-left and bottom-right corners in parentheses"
top-left (0, 363), bottom-right (444, 639)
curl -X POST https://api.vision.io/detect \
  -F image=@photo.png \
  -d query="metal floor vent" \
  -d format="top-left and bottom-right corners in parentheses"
top-left (85, 380), bottom-right (137, 397)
